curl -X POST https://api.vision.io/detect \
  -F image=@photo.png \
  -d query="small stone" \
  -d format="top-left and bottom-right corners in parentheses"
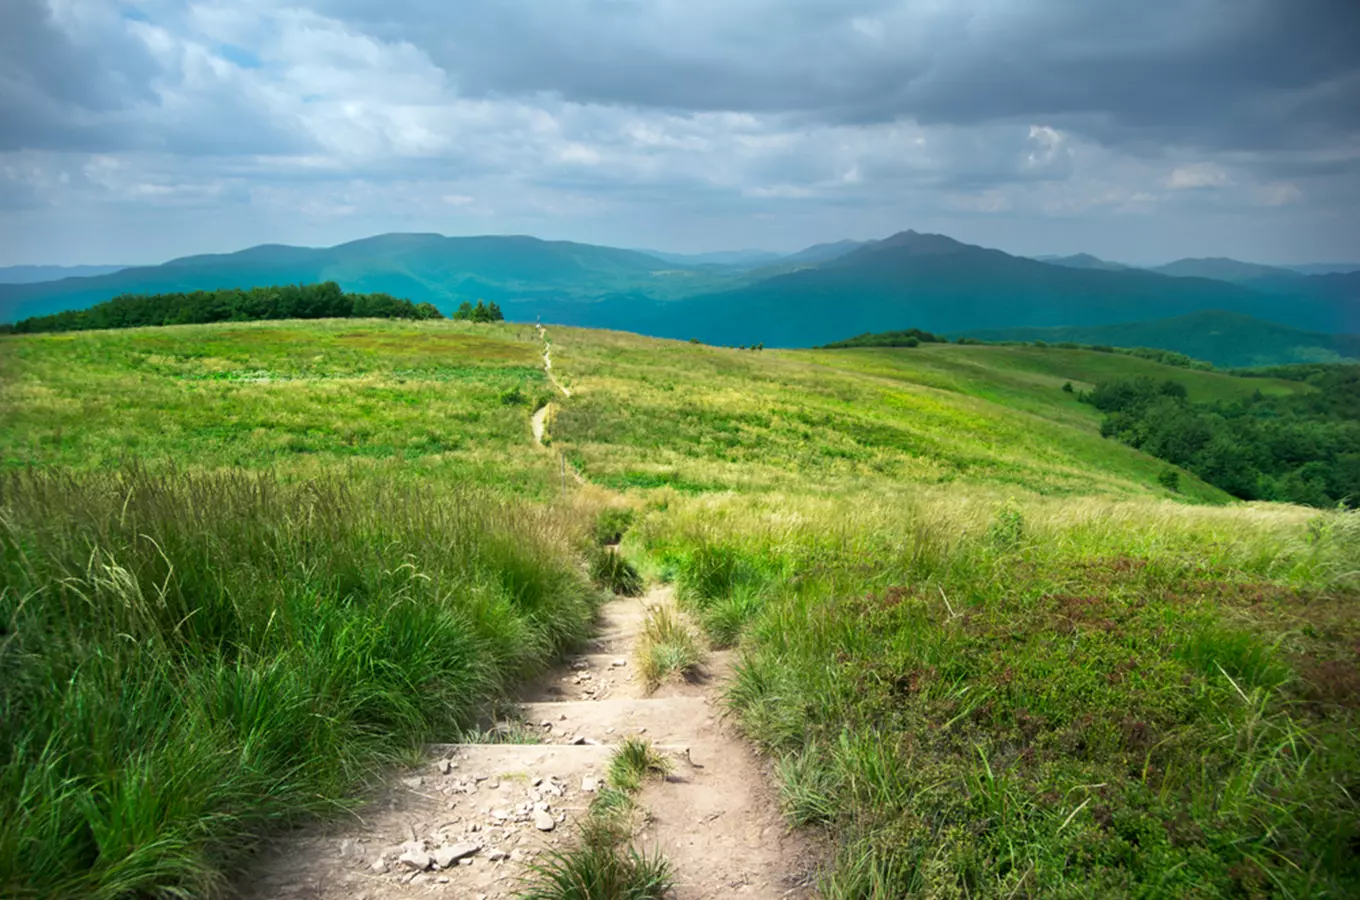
top-left (433, 842), bottom-right (479, 868)
top-left (611, 658), bottom-right (627, 667)
top-left (459, 857), bottom-right (474, 867)
top-left (534, 811), bottom-right (556, 832)
top-left (438, 759), bottom-right (453, 775)
top-left (571, 736), bottom-right (588, 745)
top-left (559, 713), bottom-right (567, 721)
top-left (369, 857), bottom-right (388, 874)
top-left (571, 659), bottom-right (589, 670)
top-left (401, 776), bottom-right (424, 789)
top-left (531, 777), bottom-right (543, 787)
top-left (398, 848), bottom-right (432, 871)
top-left (488, 849), bottom-right (508, 862)
top-left (581, 776), bottom-right (599, 793)
top-left (487, 779), bottom-right (500, 790)
top-left (437, 876), bottom-right (450, 884)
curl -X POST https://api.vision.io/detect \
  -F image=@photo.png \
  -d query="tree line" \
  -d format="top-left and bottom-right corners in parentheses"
top-left (1084, 367), bottom-right (1360, 508)
top-left (452, 300), bottom-right (503, 322)
top-left (0, 283), bottom-right (447, 335)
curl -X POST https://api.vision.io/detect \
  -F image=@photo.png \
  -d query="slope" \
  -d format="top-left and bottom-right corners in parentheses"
top-left (956, 310), bottom-right (1360, 367)
top-left (4, 318), bottom-right (1356, 900)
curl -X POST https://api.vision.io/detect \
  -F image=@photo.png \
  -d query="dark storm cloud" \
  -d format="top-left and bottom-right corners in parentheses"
top-left (1, 0), bottom-right (1357, 265)
top-left (322, 0), bottom-right (1360, 157)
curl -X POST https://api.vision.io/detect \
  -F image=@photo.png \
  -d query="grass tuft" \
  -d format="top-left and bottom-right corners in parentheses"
top-left (589, 548), bottom-right (644, 597)
top-left (607, 738), bottom-right (674, 793)
top-left (516, 838), bottom-right (673, 900)
top-left (635, 604), bottom-right (703, 691)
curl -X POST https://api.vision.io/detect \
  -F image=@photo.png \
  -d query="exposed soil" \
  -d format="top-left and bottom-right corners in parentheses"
top-left (239, 588), bottom-right (817, 899)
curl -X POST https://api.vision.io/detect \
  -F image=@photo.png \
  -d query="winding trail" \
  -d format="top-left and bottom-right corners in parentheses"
top-left (536, 324), bottom-right (571, 399)
top-left (241, 325), bottom-right (814, 898)
top-left (241, 589), bottom-right (815, 900)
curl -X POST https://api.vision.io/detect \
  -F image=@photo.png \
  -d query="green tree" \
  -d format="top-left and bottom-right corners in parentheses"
top-left (453, 302), bottom-right (474, 321)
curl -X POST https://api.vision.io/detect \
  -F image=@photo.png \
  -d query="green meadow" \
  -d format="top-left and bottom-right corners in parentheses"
top-left (2, 318), bottom-right (1357, 898)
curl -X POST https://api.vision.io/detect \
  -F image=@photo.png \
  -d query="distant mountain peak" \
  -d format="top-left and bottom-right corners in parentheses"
top-left (876, 230), bottom-right (970, 255)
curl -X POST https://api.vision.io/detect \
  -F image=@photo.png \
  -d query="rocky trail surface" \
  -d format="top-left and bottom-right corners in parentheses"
top-left (241, 587), bottom-right (816, 899)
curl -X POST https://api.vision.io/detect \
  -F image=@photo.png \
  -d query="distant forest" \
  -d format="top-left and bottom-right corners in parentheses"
top-left (0, 282), bottom-right (443, 335)
top-left (1088, 364), bottom-right (1360, 507)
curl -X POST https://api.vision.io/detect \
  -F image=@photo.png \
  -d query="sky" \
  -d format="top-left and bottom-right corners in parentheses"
top-left (1, 0), bottom-right (1357, 266)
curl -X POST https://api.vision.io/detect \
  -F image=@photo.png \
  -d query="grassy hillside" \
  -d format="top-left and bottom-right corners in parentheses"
top-left (958, 310), bottom-right (1360, 367)
top-left (2, 319), bottom-right (1357, 898)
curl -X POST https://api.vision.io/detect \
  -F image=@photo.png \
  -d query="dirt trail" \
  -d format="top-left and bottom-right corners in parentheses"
top-left (536, 325), bottom-right (571, 398)
top-left (530, 404), bottom-right (550, 446)
top-left (241, 587), bottom-right (815, 900)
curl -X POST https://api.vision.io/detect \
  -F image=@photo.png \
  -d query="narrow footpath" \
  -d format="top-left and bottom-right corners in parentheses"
top-left (242, 589), bottom-right (815, 899)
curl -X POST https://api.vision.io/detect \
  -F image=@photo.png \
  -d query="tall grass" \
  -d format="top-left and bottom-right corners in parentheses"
top-left (643, 494), bottom-right (1360, 897)
top-left (0, 467), bottom-right (600, 899)
top-left (634, 604), bottom-right (703, 691)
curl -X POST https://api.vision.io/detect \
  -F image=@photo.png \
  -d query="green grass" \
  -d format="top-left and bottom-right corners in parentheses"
top-left (634, 603), bottom-right (704, 691)
top-left (640, 495), bottom-right (1360, 897)
top-left (4, 317), bottom-right (1359, 898)
top-left (608, 737), bottom-right (675, 792)
top-left (0, 319), bottom-right (557, 492)
top-left (0, 468), bottom-right (600, 899)
top-left (547, 328), bottom-right (1252, 501)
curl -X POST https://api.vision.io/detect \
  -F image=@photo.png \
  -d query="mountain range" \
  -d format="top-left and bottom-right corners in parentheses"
top-left (2, 230), bottom-right (1357, 366)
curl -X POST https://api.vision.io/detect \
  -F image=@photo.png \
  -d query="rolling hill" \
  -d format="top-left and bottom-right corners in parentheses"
top-left (0, 233), bottom-right (748, 325)
top-left (3, 316), bottom-right (1356, 898)
top-left (1034, 252), bottom-right (1130, 271)
top-left (955, 310), bottom-right (1360, 368)
top-left (1149, 256), bottom-right (1302, 283)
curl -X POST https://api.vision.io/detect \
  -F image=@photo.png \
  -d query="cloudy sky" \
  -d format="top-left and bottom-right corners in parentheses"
top-left (1, 0), bottom-right (1357, 266)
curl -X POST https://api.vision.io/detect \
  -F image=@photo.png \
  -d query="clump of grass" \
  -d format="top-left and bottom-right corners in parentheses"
top-left (517, 835), bottom-right (673, 900)
top-left (593, 507), bottom-right (636, 546)
top-left (608, 737), bottom-right (673, 792)
top-left (0, 467), bottom-right (599, 900)
top-left (517, 743), bottom-right (674, 899)
top-left (589, 548), bottom-right (644, 597)
top-left (700, 583), bottom-right (765, 648)
top-left (635, 604), bottom-right (703, 690)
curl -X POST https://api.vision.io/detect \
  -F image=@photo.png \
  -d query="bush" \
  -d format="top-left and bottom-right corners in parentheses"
top-left (1158, 468), bottom-right (1181, 492)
